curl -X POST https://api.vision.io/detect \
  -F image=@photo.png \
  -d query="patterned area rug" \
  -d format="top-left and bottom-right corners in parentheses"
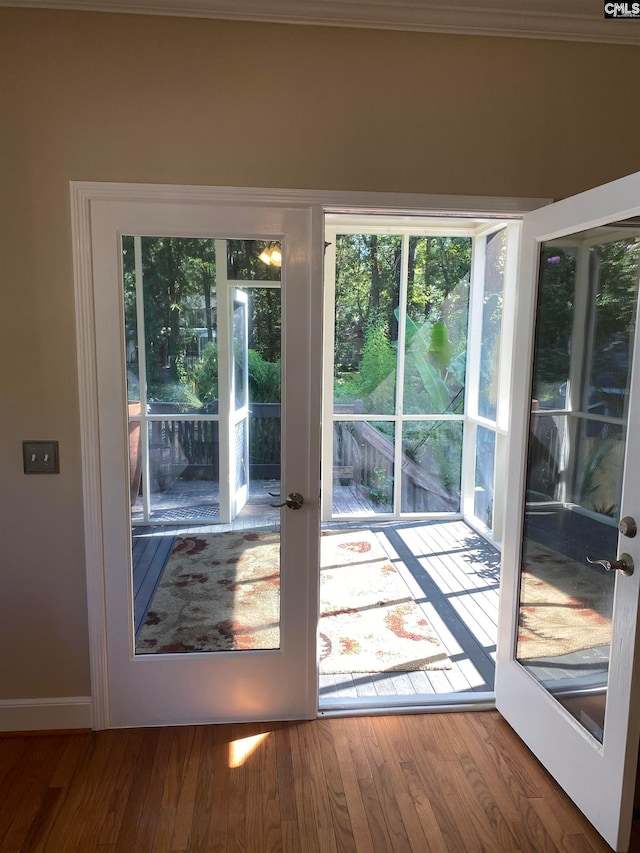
top-left (136, 531), bottom-right (280, 654)
top-left (319, 530), bottom-right (449, 673)
top-left (517, 539), bottom-right (613, 660)
top-left (137, 528), bottom-right (450, 671)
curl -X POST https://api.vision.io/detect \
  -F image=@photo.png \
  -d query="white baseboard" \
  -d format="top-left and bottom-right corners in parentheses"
top-left (0, 697), bottom-right (92, 732)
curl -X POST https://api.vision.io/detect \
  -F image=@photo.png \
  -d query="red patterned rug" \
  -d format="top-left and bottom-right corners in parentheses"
top-left (136, 528), bottom-right (450, 672)
top-left (136, 531), bottom-right (281, 654)
top-left (517, 540), bottom-right (613, 660)
top-left (319, 530), bottom-right (449, 673)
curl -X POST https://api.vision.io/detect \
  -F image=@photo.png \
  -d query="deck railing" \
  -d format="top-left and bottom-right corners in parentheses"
top-left (333, 403), bottom-right (459, 513)
top-left (144, 402), bottom-right (281, 485)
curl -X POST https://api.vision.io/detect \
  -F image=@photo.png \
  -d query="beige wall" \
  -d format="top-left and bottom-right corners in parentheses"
top-left (1, 7), bottom-right (640, 703)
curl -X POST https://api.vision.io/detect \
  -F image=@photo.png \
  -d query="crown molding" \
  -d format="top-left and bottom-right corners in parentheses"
top-left (2, 0), bottom-right (640, 45)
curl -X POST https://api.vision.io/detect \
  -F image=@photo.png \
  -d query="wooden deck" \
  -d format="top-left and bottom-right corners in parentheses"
top-left (318, 519), bottom-right (499, 707)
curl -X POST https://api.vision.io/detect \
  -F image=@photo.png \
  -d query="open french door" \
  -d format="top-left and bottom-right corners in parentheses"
top-left (497, 172), bottom-right (640, 851)
top-left (89, 195), bottom-right (322, 727)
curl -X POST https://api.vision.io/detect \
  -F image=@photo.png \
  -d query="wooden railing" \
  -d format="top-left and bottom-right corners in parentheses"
top-left (142, 402), bottom-right (281, 485)
top-left (333, 402), bottom-right (461, 512)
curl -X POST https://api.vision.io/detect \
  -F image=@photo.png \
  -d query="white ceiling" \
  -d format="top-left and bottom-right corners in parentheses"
top-left (2, 0), bottom-right (639, 44)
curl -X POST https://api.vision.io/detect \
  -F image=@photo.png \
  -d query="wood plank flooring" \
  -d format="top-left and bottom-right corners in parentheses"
top-left (319, 520), bottom-right (500, 705)
top-left (133, 533), bottom-right (175, 635)
top-left (0, 712), bottom-right (631, 852)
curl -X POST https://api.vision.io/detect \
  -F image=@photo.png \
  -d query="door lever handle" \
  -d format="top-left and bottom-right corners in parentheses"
top-left (586, 554), bottom-right (634, 576)
top-left (270, 491), bottom-right (304, 510)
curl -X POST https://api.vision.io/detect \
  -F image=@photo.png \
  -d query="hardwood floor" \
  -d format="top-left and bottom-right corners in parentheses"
top-left (0, 712), bottom-right (634, 852)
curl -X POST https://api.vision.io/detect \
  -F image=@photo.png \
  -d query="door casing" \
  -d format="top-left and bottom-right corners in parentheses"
top-left (71, 181), bottom-right (547, 729)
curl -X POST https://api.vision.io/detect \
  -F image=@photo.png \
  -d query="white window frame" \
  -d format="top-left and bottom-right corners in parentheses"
top-left (322, 214), bottom-right (522, 549)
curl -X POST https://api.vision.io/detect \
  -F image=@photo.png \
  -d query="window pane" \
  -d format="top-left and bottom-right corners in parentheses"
top-left (516, 224), bottom-right (640, 739)
top-left (532, 246), bottom-right (576, 410)
top-left (141, 237), bottom-right (218, 410)
top-left (474, 426), bottom-right (495, 527)
top-left (247, 289), bottom-right (281, 480)
top-left (401, 421), bottom-right (462, 512)
top-left (333, 234), bottom-right (400, 415)
top-left (403, 236), bottom-right (470, 415)
top-left (478, 229), bottom-right (506, 421)
top-left (128, 235), bottom-right (283, 656)
top-left (332, 420), bottom-right (395, 514)
top-left (248, 288), bottom-right (281, 372)
top-left (227, 240), bottom-right (282, 281)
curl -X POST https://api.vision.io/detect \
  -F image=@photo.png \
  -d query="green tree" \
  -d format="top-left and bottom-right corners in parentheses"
top-left (138, 237), bottom-right (217, 385)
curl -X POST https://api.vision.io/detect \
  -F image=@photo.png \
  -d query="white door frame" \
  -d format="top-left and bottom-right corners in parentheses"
top-left (71, 182), bottom-right (546, 730)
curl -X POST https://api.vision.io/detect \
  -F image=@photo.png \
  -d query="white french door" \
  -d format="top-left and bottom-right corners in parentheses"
top-left (497, 171), bottom-right (640, 851)
top-left (88, 195), bottom-right (322, 728)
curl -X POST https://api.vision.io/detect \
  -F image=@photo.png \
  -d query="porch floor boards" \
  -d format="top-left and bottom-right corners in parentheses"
top-left (318, 518), bottom-right (499, 704)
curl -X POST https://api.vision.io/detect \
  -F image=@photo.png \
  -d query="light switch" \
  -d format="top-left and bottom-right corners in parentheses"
top-left (23, 441), bottom-right (59, 474)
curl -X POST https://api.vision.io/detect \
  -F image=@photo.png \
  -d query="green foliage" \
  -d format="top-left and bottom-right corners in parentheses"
top-left (334, 320), bottom-right (396, 412)
top-left (403, 316), bottom-right (464, 415)
top-left (365, 466), bottom-right (394, 507)
top-left (248, 349), bottom-right (281, 402)
top-left (191, 342), bottom-right (218, 406)
top-left (189, 344), bottom-right (280, 406)
top-left (333, 232), bottom-right (470, 416)
top-left (532, 248), bottom-right (576, 401)
top-left (428, 320), bottom-right (453, 370)
top-left (533, 237), bottom-right (640, 410)
top-left (403, 421), bottom-right (463, 501)
top-left (334, 234), bottom-right (401, 372)
top-left (406, 236), bottom-right (471, 330)
top-left (137, 237), bottom-right (217, 387)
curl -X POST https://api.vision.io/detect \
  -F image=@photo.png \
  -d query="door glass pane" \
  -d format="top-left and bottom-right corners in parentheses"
top-left (227, 239), bottom-right (282, 281)
top-left (125, 236), bottom-right (282, 655)
top-left (516, 222), bottom-right (640, 742)
top-left (404, 236), bottom-right (470, 415)
top-left (401, 421), bottom-right (462, 512)
top-left (332, 420), bottom-right (395, 514)
top-left (333, 234), bottom-right (401, 415)
top-left (478, 229), bottom-right (506, 420)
